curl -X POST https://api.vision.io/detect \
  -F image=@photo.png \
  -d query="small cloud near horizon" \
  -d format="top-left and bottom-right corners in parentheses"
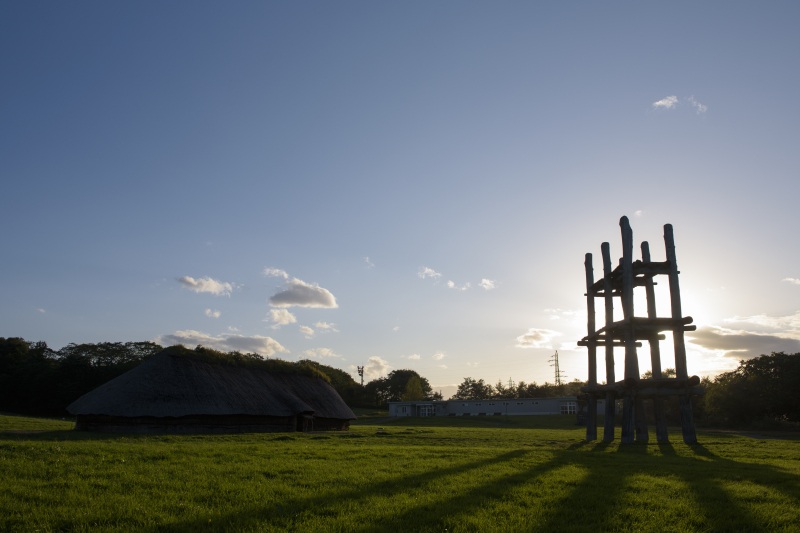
top-left (269, 309), bottom-right (297, 328)
top-left (177, 276), bottom-right (235, 296)
top-left (722, 312), bottom-right (800, 334)
top-left (265, 269), bottom-right (338, 309)
top-left (314, 321), bottom-right (339, 333)
top-left (479, 279), bottom-right (496, 290)
top-left (204, 309), bottom-right (221, 319)
top-left (782, 277), bottom-right (800, 286)
top-left (688, 326), bottom-right (800, 360)
top-left (301, 347), bottom-right (340, 359)
top-left (364, 356), bottom-right (391, 379)
top-left (156, 330), bottom-right (287, 357)
top-left (515, 328), bottom-right (562, 349)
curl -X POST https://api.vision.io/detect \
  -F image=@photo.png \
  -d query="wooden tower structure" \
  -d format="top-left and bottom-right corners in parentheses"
top-left (579, 216), bottom-right (703, 444)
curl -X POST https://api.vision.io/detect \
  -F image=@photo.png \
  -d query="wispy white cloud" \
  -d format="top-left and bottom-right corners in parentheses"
top-left (544, 308), bottom-right (581, 321)
top-left (782, 277), bottom-right (800, 286)
top-left (36, 308), bottom-right (46, 314)
top-left (156, 330), bottom-right (288, 357)
top-left (314, 321), bottom-right (339, 333)
top-left (299, 325), bottom-right (315, 338)
top-left (269, 309), bottom-right (297, 328)
top-left (722, 312), bottom-right (800, 334)
top-left (634, 210), bottom-right (644, 217)
top-left (421, 267), bottom-right (495, 293)
top-left (652, 95), bottom-right (678, 109)
top-left (479, 279), bottom-right (496, 290)
top-left (364, 356), bottom-right (391, 379)
top-left (407, 354), bottom-right (421, 360)
top-left (432, 351), bottom-right (446, 361)
top-left (204, 308), bottom-right (221, 319)
top-left (364, 256), bottom-right (375, 269)
top-left (301, 347), bottom-right (341, 359)
top-left (418, 266), bottom-right (442, 280)
top-left (515, 328), bottom-right (562, 349)
top-left (447, 280), bottom-right (471, 291)
top-left (177, 276), bottom-right (235, 296)
top-left (652, 95), bottom-right (707, 114)
top-left (392, 326), bottom-right (400, 332)
top-left (263, 268), bottom-right (289, 279)
top-left (269, 277), bottom-right (338, 308)
top-left (688, 95), bottom-right (708, 114)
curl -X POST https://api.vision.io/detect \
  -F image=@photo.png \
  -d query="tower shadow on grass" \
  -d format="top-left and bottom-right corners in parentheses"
top-left (152, 439), bottom-right (800, 532)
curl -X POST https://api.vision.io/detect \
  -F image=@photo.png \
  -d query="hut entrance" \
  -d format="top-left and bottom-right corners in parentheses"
top-left (579, 216), bottom-right (703, 444)
top-left (297, 414), bottom-right (314, 432)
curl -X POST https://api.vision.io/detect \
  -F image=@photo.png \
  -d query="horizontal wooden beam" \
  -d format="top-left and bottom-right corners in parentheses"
top-left (578, 339), bottom-right (643, 347)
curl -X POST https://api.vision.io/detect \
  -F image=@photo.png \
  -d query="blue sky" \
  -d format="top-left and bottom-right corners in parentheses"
top-left (3, 2), bottom-right (799, 397)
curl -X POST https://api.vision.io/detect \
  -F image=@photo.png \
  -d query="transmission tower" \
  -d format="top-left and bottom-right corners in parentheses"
top-left (549, 350), bottom-right (566, 386)
top-left (357, 365), bottom-right (364, 386)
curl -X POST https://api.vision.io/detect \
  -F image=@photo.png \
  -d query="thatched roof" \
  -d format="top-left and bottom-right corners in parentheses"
top-left (67, 348), bottom-right (356, 420)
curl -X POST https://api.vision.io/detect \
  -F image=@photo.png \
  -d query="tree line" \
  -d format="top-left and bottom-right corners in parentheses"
top-left (1, 337), bottom-right (798, 428)
top-left (702, 351), bottom-right (800, 428)
top-left (0, 337), bottom-right (441, 415)
top-left (450, 377), bottom-right (586, 400)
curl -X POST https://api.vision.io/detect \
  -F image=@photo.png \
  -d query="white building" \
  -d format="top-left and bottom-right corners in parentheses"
top-left (388, 396), bottom-right (606, 417)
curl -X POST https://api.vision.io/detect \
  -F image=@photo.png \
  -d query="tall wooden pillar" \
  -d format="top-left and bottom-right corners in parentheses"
top-left (584, 253), bottom-right (598, 441)
top-left (619, 217), bottom-right (638, 443)
top-left (601, 242), bottom-right (616, 442)
top-left (642, 241), bottom-right (669, 443)
top-left (664, 224), bottom-right (697, 444)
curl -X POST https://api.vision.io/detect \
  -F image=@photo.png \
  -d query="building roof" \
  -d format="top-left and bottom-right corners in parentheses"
top-left (67, 348), bottom-right (356, 420)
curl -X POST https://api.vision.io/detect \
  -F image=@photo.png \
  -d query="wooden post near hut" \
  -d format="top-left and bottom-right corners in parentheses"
top-left (579, 216), bottom-right (702, 444)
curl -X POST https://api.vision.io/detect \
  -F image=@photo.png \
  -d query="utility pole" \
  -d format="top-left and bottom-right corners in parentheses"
top-left (357, 366), bottom-right (364, 386)
top-left (549, 350), bottom-right (565, 386)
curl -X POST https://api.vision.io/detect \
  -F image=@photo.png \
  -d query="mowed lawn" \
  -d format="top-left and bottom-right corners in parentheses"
top-left (1, 414), bottom-right (799, 532)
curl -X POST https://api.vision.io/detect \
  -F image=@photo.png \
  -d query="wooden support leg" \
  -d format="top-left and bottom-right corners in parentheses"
top-left (664, 224), bottom-right (699, 444)
top-left (634, 396), bottom-right (649, 444)
top-left (641, 240), bottom-right (668, 443)
top-left (680, 396), bottom-right (698, 444)
top-left (587, 397), bottom-right (597, 441)
top-left (621, 392), bottom-right (635, 444)
top-left (654, 398), bottom-right (669, 443)
top-left (603, 392), bottom-right (615, 442)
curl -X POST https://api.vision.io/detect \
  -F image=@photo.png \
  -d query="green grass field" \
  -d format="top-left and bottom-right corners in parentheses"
top-left (1, 413), bottom-right (798, 532)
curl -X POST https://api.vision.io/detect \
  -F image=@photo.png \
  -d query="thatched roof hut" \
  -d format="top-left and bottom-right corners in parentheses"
top-left (67, 346), bottom-right (356, 433)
